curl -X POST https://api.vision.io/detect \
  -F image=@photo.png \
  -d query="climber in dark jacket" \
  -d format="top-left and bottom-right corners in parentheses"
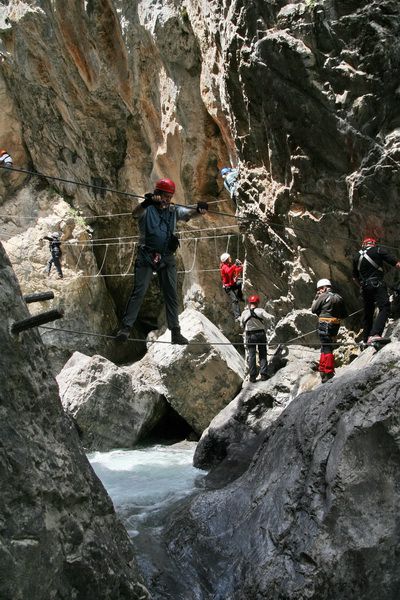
top-left (311, 278), bottom-right (347, 383)
top-left (352, 237), bottom-right (400, 344)
top-left (43, 232), bottom-right (63, 279)
top-left (115, 178), bottom-right (208, 345)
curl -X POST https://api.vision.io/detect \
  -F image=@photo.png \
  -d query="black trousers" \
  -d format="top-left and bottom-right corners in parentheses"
top-left (46, 251), bottom-right (63, 277)
top-left (245, 330), bottom-right (268, 379)
top-left (122, 249), bottom-right (179, 330)
top-left (224, 283), bottom-right (243, 318)
top-left (361, 284), bottom-right (390, 342)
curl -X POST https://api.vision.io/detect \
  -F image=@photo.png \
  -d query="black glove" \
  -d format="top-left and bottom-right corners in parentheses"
top-left (196, 201), bottom-right (208, 213)
top-left (141, 193), bottom-right (156, 208)
top-left (235, 259), bottom-right (242, 266)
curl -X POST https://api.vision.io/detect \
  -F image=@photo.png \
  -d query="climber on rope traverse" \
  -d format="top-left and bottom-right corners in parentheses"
top-left (0, 149), bottom-right (13, 168)
top-left (115, 178), bottom-right (208, 344)
top-left (220, 167), bottom-right (239, 202)
top-left (219, 252), bottom-right (244, 320)
top-left (240, 293), bottom-right (271, 383)
top-left (352, 236), bottom-right (400, 348)
top-left (42, 231), bottom-right (63, 279)
top-left (311, 278), bottom-right (347, 383)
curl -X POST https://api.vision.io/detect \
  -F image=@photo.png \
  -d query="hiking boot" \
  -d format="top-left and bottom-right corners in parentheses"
top-left (367, 335), bottom-right (383, 344)
top-left (320, 372), bottom-right (334, 383)
top-left (115, 326), bottom-right (131, 342)
top-left (260, 374), bottom-right (269, 381)
top-left (171, 328), bottom-right (188, 345)
top-left (249, 376), bottom-right (257, 383)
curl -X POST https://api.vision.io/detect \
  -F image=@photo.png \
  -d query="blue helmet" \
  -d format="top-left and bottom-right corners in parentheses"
top-left (221, 167), bottom-right (231, 176)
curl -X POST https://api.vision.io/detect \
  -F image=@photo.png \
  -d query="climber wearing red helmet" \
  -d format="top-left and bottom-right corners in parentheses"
top-left (239, 294), bottom-right (272, 383)
top-left (115, 177), bottom-right (208, 345)
top-left (352, 236), bottom-right (400, 344)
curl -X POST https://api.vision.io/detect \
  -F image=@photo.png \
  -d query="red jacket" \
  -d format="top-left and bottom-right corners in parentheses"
top-left (220, 262), bottom-right (238, 287)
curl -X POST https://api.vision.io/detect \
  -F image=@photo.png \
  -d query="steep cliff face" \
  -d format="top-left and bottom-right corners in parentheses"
top-left (0, 242), bottom-right (148, 599)
top-left (1, 0), bottom-right (399, 362)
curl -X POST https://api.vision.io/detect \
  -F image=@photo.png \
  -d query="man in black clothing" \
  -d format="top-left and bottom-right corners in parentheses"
top-left (43, 232), bottom-right (63, 279)
top-left (352, 237), bottom-right (400, 344)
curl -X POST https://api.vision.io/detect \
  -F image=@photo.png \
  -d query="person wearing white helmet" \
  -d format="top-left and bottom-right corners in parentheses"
top-left (311, 278), bottom-right (347, 383)
top-left (219, 252), bottom-right (243, 319)
top-left (42, 231), bottom-right (63, 279)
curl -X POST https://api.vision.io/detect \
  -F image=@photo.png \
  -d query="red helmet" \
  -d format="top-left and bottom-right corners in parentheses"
top-left (248, 294), bottom-right (260, 304)
top-left (155, 178), bottom-right (176, 195)
top-left (362, 237), bottom-right (377, 247)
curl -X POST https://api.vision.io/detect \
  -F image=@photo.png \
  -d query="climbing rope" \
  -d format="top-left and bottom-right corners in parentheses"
top-left (38, 308), bottom-right (364, 349)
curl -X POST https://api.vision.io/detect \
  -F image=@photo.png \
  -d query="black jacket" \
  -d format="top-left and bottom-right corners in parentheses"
top-left (44, 236), bottom-right (62, 256)
top-left (352, 246), bottom-right (397, 283)
top-left (311, 290), bottom-right (347, 319)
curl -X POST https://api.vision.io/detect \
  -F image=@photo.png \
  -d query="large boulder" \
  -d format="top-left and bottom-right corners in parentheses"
top-left (146, 341), bottom-right (400, 600)
top-left (0, 243), bottom-right (148, 599)
top-left (194, 345), bottom-right (319, 470)
top-left (143, 308), bottom-right (247, 435)
top-left (57, 351), bottom-right (167, 450)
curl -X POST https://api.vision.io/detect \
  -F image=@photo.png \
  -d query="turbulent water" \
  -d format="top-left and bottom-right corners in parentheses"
top-left (88, 441), bottom-right (204, 538)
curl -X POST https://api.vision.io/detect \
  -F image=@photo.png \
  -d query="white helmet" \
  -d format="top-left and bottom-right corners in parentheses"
top-left (51, 232), bottom-right (60, 239)
top-left (220, 252), bottom-right (230, 263)
top-left (317, 278), bottom-right (331, 289)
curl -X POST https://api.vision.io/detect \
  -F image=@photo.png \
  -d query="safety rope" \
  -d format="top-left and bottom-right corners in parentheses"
top-left (38, 308), bottom-right (364, 348)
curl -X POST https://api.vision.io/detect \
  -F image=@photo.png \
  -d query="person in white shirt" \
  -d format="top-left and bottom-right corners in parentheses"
top-left (239, 294), bottom-right (271, 383)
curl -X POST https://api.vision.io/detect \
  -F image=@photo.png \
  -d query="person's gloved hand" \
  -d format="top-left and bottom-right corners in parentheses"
top-left (141, 193), bottom-right (156, 208)
top-left (235, 259), bottom-right (242, 266)
top-left (197, 201), bottom-right (208, 213)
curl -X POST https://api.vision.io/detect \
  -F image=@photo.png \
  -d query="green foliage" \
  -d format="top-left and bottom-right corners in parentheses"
top-left (305, 0), bottom-right (317, 8)
top-left (67, 206), bottom-right (86, 228)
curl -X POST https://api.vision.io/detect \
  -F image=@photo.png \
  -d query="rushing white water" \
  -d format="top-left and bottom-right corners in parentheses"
top-left (88, 441), bottom-right (204, 538)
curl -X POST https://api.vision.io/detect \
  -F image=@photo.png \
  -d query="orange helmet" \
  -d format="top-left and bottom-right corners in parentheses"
top-left (248, 294), bottom-right (260, 304)
top-left (0, 149), bottom-right (7, 155)
top-left (155, 178), bottom-right (176, 195)
top-left (362, 237), bottom-right (377, 247)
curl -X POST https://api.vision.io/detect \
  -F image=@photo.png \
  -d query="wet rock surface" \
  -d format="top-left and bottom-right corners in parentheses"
top-left (0, 243), bottom-right (148, 600)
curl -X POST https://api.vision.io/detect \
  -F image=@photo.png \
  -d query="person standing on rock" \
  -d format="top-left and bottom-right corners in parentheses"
top-left (352, 237), bottom-right (400, 345)
top-left (43, 231), bottom-right (63, 279)
top-left (219, 252), bottom-right (243, 320)
top-left (115, 178), bottom-right (208, 344)
top-left (240, 294), bottom-right (271, 383)
top-left (311, 279), bottom-right (347, 383)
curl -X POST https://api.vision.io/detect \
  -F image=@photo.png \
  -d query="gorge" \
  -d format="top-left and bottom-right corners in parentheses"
top-left (1, 1), bottom-right (400, 598)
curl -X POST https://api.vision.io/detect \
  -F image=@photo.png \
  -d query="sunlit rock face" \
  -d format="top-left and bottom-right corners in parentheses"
top-left (57, 351), bottom-right (167, 450)
top-left (0, 0), bottom-right (399, 357)
top-left (0, 243), bottom-right (148, 600)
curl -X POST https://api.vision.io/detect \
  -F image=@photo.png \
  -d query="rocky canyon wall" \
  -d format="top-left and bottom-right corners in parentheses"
top-left (0, 242), bottom-right (148, 599)
top-left (1, 0), bottom-right (398, 365)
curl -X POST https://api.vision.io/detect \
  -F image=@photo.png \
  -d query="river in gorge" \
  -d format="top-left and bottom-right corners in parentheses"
top-left (88, 441), bottom-right (204, 540)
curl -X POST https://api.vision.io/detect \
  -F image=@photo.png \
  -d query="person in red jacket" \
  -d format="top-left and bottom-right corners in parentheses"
top-left (220, 252), bottom-right (243, 319)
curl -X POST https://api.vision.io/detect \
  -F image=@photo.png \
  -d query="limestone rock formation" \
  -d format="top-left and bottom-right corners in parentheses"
top-left (194, 345), bottom-right (319, 470)
top-left (145, 341), bottom-right (400, 600)
top-left (143, 308), bottom-right (246, 434)
top-left (57, 309), bottom-right (246, 446)
top-left (0, 242), bottom-right (148, 599)
top-left (57, 351), bottom-right (167, 451)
